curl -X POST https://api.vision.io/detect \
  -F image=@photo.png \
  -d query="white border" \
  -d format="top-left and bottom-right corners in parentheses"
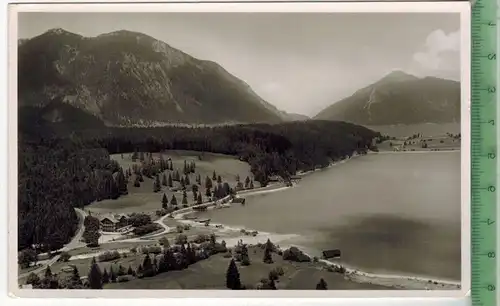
top-left (7, 1), bottom-right (471, 299)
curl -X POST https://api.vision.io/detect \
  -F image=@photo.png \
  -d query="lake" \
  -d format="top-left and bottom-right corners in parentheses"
top-left (195, 152), bottom-right (461, 281)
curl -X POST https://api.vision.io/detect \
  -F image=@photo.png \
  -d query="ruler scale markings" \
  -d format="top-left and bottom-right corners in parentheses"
top-left (472, 0), bottom-right (498, 305)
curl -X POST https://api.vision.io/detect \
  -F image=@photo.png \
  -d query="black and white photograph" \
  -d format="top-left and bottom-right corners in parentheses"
top-left (10, 1), bottom-right (470, 297)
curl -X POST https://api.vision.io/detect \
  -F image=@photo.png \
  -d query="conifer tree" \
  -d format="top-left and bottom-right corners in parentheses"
top-left (212, 171), bottom-right (217, 181)
top-left (186, 243), bottom-right (196, 264)
top-left (26, 272), bottom-right (41, 287)
top-left (263, 240), bottom-right (274, 264)
top-left (245, 176), bottom-right (251, 188)
top-left (142, 253), bottom-right (155, 277)
top-left (226, 259), bottom-right (241, 290)
top-left (269, 279), bottom-right (277, 290)
top-left (162, 173), bottom-right (167, 186)
top-left (206, 187), bottom-right (212, 198)
top-left (182, 190), bottom-right (188, 206)
top-left (217, 175), bottom-right (222, 184)
top-left (72, 266), bottom-right (81, 282)
top-left (180, 243), bottom-right (189, 268)
top-left (134, 264), bottom-right (142, 278)
top-left (109, 266), bottom-right (117, 283)
top-left (214, 185), bottom-right (219, 199)
top-left (168, 173), bottom-right (173, 187)
top-left (222, 182), bottom-right (231, 197)
top-left (116, 167), bottom-right (128, 195)
top-left (102, 268), bottom-right (109, 283)
top-left (185, 175), bottom-right (190, 186)
top-left (153, 257), bottom-right (158, 274)
top-left (162, 193), bottom-right (169, 209)
top-left (205, 176), bottom-right (213, 189)
top-left (44, 265), bottom-right (52, 278)
top-left (197, 192), bottom-right (202, 204)
top-left (88, 257), bottom-right (103, 289)
top-left (316, 278), bottom-right (328, 290)
top-left (117, 264), bottom-right (126, 276)
top-left (153, 174), bottom-right (161, 193)
top-left (134, 175), bottom-right (141, 187)
top-left (171, 194), bottom-right (178, 207)
top-left (241, 244), bottom-right (251, 266)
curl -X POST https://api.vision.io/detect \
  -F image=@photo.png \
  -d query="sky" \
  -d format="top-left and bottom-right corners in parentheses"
top-left (18, 12), bottom-right (461, 116)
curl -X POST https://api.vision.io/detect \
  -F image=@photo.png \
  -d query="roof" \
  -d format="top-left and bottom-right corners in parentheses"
top-left (99, 212), bottom-right (130, 223)
top-left (113, 213), bottom-right (128, 220)
top-left (99, 215), bottom-right (118, 223)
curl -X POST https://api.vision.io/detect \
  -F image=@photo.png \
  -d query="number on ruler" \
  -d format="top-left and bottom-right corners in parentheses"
top-left (488, 119), bottom-right (495, 125)
top-left (487, 53), bottom-right (496, 60)
top-left (488, 86), bottom-right (496, 93)
top-left (488, 153), bottom-right (496, 159)
top-left (487, 252), bottom-right (495, 258)
top-left (487, 186), bottom-right (496, 192)
top-left (482, 219), bottom-right (495, 225)
top-left (487, 284), bottom-right (495, 291)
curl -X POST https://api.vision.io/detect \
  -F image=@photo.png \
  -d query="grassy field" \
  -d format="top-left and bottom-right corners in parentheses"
top-left (50, 254), bottom-right (148, 282)
top-left (67, 241), bottom-right (154, 257)
top-left (86, 150), bottom-right (255, 214)
top-left (367, 123), bottom-right (460, 138)
top-left (377, 135), bottom-right (460, 152)
top-left (103, 246), bottom-right (391, 290)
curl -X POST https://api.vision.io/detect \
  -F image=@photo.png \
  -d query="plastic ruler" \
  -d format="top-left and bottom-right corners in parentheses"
top-left (471, 0), bottom-right (498, 305)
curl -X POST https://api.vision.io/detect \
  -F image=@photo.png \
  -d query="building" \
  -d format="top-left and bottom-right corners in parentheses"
top-left (98, 214), bottom-right (129, 232)
top-left (232, 197), bottom-right (246, 204)
top-left (322, 249), bottom-right (341, 259)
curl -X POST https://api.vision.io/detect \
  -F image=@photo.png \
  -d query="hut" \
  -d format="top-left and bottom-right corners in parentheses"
top-left (322, 249), bottom-right (341, 259)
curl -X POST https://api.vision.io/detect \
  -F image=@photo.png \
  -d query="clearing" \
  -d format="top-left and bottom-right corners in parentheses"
top-left (86, 150), bottom-right (256, 214)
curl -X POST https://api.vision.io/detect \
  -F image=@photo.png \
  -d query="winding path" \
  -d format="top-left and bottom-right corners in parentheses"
top-left (18, 184), bottom-right (288, 280)
top-left (18, 208), bottom-right (87, 279)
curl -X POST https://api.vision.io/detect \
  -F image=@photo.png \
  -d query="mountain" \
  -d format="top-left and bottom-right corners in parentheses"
top-left (314, 71), bottom-right (460, 126)
top-left (280, 112), bottom-right (310, 121)
top-left (18, 28), bottom-right (284, 126)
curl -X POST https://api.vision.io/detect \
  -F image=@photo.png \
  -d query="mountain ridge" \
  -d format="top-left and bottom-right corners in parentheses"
top-left (314, 71), bottom-right (460, 126)
top-left (18, 28), bottom-right (288, 126)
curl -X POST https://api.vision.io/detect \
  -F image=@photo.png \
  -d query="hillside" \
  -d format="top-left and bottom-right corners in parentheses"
top-left (18, 28), bottom-right (284, 126)
top-left (314, 71), bottom-right (460, 126)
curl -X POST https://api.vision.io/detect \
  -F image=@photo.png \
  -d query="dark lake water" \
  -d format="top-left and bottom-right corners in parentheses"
top-left (196, 152), bottom-right (461, 281)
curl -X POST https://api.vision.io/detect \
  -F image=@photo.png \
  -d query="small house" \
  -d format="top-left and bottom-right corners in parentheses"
top-left (99, 216), bottom-right (118, 232)
top-left (322, 249), bottom-right (341, 259)
top-left (268, 175), bottom-right (281, 182)
top-left (232, 197), bottom-right (246, 204)
top-left (114, 214), bottom-right (129, 229)
top-left (99, 214), bottom-right (129, 232)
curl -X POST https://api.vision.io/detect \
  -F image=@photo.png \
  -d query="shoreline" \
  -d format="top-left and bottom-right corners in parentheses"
top-left (173, 153), bottom-right (461, 291)
top-left (21, 149), bottom-right (461, 290)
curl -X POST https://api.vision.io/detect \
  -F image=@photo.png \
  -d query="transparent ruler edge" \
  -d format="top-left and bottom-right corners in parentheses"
top-left (497, 0), bottom-right (500, 304)
top-left (472, 0), bottom-right (498, 305)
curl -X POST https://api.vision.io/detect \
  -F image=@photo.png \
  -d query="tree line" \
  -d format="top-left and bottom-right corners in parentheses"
top-left (18, 120), bottom-right (378, 253)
